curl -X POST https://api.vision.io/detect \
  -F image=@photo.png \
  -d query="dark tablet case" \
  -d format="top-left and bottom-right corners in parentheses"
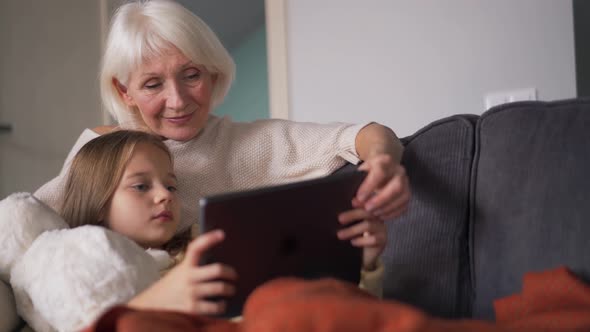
top-left (199, 170), bottom-right (367, 317)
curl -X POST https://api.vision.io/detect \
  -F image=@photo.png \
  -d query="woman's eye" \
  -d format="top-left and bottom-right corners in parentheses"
top-left (184, 70), bottom-right (201, 80)
top-left (145, 82), bottom-right (161, 89)
top-left (132, 184), bottom-right (150, 191)
top-left (167, 185), bottom-right (177, 193)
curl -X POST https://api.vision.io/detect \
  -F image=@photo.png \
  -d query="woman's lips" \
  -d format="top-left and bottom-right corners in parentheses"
top-left (164, 112), bottom-right (194, 125)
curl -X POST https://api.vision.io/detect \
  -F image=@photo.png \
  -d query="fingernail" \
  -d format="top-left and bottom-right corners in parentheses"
top-left (365, 203), bottom-right (374, 212)
top-left (358, 193), bottom-right (368, 202)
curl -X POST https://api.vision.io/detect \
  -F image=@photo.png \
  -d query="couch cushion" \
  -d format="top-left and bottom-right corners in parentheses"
top-left (471, 98), bottom-right (590, 320)
top-left (382, 114), bottom-right (477, 318)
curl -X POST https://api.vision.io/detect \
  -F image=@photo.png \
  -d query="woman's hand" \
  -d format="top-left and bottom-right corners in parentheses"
top-left (336, 153), bottom-right (409, 269)
top-left (336, 123), bottom-right (411, 270)
top-left (128, 230), bottom-right (237, 315)
top-left (337, 203), bottom-right (386, 270)
top-left (353, 123), bottom-right (410, 221)
top-left (355, 153), bottom-right (410, 221)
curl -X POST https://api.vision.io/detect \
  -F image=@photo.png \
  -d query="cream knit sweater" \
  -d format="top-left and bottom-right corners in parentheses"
top-left (34, 115), bottom-right (383, 299)
top-left (35, 115), bottom-right (369, 233)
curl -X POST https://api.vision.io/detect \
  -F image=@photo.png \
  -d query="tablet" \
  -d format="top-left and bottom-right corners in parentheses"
top-left (198, 169), bottom-right (367, 317)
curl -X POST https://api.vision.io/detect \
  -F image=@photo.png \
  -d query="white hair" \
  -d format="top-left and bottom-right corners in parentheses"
top-left (100, 0), bottom-right (235, 126)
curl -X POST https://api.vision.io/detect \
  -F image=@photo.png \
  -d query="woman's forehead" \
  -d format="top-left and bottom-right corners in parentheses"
top-left (139, 46), bottom-right (188, 67)
top-left (130, 47), bottom-right (197, 77)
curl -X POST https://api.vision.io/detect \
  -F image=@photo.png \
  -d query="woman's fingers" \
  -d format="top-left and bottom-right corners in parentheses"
top-left (364, 165), bottom-right (406, 210)
top-left (368, 172), bottom-right (411, 219)
top-left (357, 154), bottom-right (393, 202)
top-left (351, 222), bottom-right (386, 247)
top-left (337, 220), bottom-right (368, 240)
top-left (355, 152), bottom-right (411, 222)
top-left (340, 167), bottom-right (409, 223)
top-left (338, 207), bottom-right (372, 225)
top-left (374, 190), bottom-right (410, 220)
top-left (337, 219), bottom-right (383, 241)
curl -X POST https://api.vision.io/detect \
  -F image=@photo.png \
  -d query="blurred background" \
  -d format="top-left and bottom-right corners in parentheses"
top-left (1, 0), bottom-right (588, 197)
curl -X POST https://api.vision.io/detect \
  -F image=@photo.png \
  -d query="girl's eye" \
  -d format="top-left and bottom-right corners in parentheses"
top-left (132, 184), bottom-right (150, 191)
top-left (167, 185), bottom-right (177, 193)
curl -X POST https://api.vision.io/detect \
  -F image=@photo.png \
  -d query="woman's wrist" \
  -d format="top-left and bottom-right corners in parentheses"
top-left (363, 261), bottom-right (377, 272)
top-left (355, 123), bottom-right (403, 163)
top-left (362, 258), bottom-right (383, 272)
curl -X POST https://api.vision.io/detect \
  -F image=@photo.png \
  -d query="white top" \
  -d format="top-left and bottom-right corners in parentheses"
top-left (35, 115), bottom-right (368, 232)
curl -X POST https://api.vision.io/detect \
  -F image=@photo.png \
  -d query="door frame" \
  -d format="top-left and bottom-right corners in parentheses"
top-left (265, 0), bottom-right (290, 120)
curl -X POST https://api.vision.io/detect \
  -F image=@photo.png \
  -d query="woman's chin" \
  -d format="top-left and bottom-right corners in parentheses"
top-left (161, 127), bottom-right (201, 142)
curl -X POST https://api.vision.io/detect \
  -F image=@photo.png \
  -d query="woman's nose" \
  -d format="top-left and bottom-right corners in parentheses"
top-left (165, 82), bottom-right (188, 110)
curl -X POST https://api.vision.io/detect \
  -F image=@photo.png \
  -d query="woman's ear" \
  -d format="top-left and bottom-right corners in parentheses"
top-left (112, 78), bottom-right (135, 107)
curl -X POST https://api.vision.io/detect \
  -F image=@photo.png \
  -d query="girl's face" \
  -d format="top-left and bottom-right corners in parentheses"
top-left (116, 47), bottom-right (217, 142)
top-left (105, 142), bottom-right (180, 249)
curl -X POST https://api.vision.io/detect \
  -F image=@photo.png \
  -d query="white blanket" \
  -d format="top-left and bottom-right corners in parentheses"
top-left (0, 193), bottom-right (165, 332)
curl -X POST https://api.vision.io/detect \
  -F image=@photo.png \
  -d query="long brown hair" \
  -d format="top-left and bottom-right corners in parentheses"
top-left (59, 130), bottom-right (188, 253)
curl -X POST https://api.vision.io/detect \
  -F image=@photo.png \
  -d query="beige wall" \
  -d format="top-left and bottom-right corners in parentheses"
top-left (0, 1), bottom-right (103, 197)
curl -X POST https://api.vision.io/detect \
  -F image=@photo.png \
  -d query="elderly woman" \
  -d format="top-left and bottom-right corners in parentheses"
top-left (35, 0), bottom-right (410, 316)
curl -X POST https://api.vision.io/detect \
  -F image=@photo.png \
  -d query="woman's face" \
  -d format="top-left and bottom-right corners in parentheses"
top-left (105, 142), bottom-right (180, 249)
top-left (116, 47), bottom-right (217, 141)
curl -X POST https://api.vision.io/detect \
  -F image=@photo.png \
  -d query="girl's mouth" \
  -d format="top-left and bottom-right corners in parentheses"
top-left (153, 211), bottom-right (173, 222)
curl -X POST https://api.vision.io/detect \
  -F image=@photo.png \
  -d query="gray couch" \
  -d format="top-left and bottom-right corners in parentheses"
top-left (2, 98), bottom-right (589, 330)
top-left (382, 97), bottom-right (590, 320)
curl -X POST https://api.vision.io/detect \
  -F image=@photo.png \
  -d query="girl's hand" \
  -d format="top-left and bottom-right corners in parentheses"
top-left (356, 153), bottom-right (410, 221)
top-left (128, 230), bottom-right (238, 315)
top-left (337, 202), bottom-right (387, 271)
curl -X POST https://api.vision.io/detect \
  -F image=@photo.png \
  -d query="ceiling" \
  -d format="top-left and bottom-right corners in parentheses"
top-left (175, 0), bottom-right (265, 51)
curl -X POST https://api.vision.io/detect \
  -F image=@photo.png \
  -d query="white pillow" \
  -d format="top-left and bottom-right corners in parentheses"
top-left (0, 280), bottom-right (20, 332)
top-left (11, 226), bottom-right (160, 332)
top-left (0, 192), bottom-right (68, 282)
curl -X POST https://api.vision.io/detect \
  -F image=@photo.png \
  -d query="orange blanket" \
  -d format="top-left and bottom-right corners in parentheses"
top-left (83, 266), bottom-right (590, 332)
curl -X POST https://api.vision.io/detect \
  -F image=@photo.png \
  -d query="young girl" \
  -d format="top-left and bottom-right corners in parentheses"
top-left (59, 129), bottom-right (237, 315)
top-left (59, 129), bottom-right (385, 317)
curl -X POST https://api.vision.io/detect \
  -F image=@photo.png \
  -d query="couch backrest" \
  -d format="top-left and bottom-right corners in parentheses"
top-left (382, 114), bottom-right (477, 318)
top-left (470, 99), bottom-right (590, 319)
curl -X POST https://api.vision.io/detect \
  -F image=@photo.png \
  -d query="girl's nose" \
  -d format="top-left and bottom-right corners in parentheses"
top-left (154, 185), bottom-right (174, 204)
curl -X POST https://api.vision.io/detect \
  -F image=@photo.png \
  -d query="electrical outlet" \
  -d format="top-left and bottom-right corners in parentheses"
top-left (484, 87), bottom-right (537, 110)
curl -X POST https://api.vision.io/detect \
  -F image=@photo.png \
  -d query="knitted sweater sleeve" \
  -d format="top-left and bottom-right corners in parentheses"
top-left (359, 260), bottom-right (384, 298)
top-left (34, 129), bottom-right (99, 211)
top-left (215, 118), bottom-right (372, 184)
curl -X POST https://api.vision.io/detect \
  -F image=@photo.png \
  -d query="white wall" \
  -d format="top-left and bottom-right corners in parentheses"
top-left (286, 0), bottom-right (576, 137)
top-left (0, 1), bottom-right (103, 197)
